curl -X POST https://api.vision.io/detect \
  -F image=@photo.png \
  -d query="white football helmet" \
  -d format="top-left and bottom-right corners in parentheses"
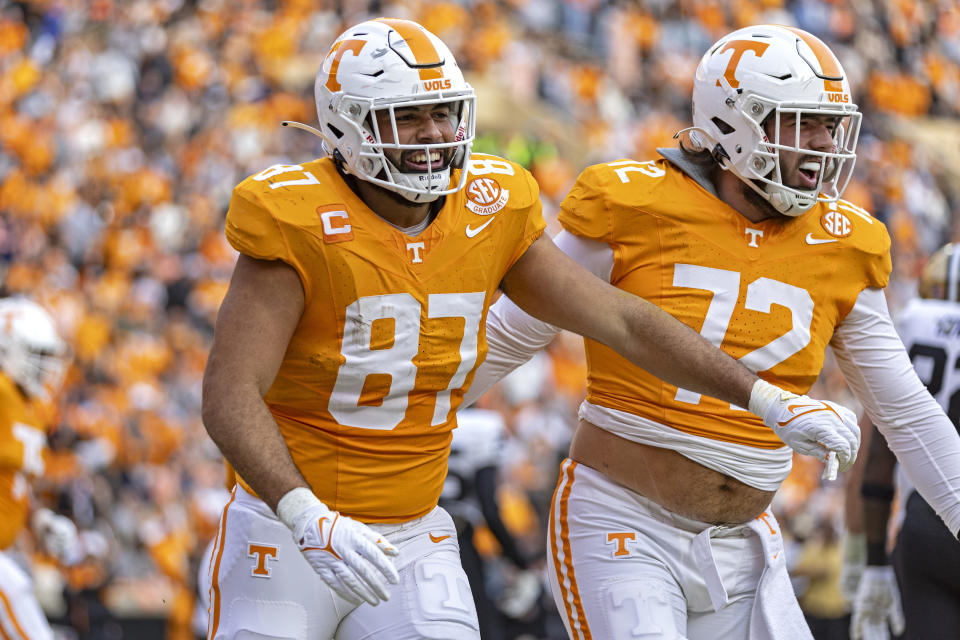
top-left (0, 298), bottom-right (67, 400)
top-left (919, 243), bottom-right (960, 302)
top-left (304, 18), bottom-right (476, 203)
top-left (689, 25), bottom-right (861, 216)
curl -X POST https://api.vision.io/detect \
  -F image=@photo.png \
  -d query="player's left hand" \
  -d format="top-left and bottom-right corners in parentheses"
top-left (850, 565), bottom-right (905, 640)
top-left (32, 508), bottom-right (81, 565)
top-left (749, 380), bottom-right (861, 479)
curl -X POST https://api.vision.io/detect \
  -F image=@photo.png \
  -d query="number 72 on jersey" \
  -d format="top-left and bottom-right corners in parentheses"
top-left (672, 263), bottom-right (815, 408)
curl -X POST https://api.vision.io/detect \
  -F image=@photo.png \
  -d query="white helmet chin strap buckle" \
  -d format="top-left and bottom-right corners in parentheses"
top-left (764, 183), bottom-right (817, 217)
top-left (386, 160), bottom-right (450, 203)
top-left (377, 150), bottom-right (453, 203)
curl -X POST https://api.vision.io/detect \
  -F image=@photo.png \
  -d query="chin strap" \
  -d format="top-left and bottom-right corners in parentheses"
top-left (765, 183), bottom-right (816, 217)
top-left (384, 158), bottom-right (447, 203)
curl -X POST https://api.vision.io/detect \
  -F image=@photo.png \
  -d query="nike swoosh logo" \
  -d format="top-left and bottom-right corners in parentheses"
top-left (301, 516), bottom-right (343, 559)
top-left (465, 217), bottom-right (495, 238)
top-left (777, 403), bottom-right (831, 427)
top-left (428, 533), bottom-right (451, 543)
top-left (805, 233), bottom-right (838, 245)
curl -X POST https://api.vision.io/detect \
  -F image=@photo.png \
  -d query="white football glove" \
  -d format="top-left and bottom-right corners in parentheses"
top-left (839, 532), bottom-right (867, 602)
top-left (277, 488), bottom-right (399, 606)
top-left (749, 380), bottom-right (861, 480)
top-left (31, 508), bottom-right (81, 565)
top-left (850, 565), bottom-right (905, 640)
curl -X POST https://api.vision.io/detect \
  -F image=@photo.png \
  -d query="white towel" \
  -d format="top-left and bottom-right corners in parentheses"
top-left (746, 516), bottom-right (812, 640)
top-left (689, 514), bottom-right (812, 640)
top-left (691, 526), bottom-right (729, 612)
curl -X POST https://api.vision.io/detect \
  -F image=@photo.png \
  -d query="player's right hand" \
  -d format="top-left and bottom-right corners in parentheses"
top-left (839, 532), bottom-right (867, 602)
top-left (32, 507), bottom-right (82, 565)
top-left (278, 488), bottom-right (399, 606)
top-left (749, 380), bottom-right (860, 478)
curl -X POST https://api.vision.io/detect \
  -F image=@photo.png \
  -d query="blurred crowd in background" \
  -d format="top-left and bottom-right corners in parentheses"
top-left (1, 0), bottom-right (958, 638)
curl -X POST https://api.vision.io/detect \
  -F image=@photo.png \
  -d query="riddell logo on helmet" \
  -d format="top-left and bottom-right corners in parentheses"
top-left (423, 78), bottom-right (452, 91)
top-left (820, 210), bottom-right (851, 237)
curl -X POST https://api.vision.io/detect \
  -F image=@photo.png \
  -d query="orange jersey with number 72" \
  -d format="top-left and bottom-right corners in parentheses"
top-left (559, 158), bottom-right (890, 449)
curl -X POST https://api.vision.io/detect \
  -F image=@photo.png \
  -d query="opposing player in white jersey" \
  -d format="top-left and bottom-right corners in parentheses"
top-left (0, 297), bottom-right (78, 640)
top-left (847, 243), bottom-right (960, 640)
top-left (441, 408), bottom-right (536, 638)
top-left (201, 18), bottom-right (861, 640)
top-left (465, 25), bottom-right (960, 640)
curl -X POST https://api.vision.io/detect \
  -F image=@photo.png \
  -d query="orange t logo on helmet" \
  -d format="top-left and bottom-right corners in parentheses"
top-left (324, 39), bottom-right (367, 92)
top-left (718, 40), bottom-right (770, 88)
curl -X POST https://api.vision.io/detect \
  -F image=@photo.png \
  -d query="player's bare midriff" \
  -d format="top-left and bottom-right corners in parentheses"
top-left (569, 419), bottom-right (776, 525)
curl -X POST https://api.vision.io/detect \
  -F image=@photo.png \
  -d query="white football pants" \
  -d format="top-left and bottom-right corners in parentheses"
top-left (0, 551), bottom-right (54, 640)
top-left (547, 459), bottom-right (811, 640)
top-left (205, 485), bottom-right (480, 640)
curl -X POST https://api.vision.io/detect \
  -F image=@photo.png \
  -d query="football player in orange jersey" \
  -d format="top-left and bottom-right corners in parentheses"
top-left (201, 19), bottom-right (860, 640)
top-left (465, 25), bottom-right (960, 640)
top-left (0, 297), bottom-right (78, 639)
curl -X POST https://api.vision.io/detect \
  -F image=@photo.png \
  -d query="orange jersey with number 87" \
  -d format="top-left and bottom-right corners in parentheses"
top-left (225, 155), bottom-right (544, 522)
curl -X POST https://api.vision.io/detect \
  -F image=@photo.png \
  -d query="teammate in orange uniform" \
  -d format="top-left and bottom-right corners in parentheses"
top-left (465, 25), bottom-right (960, 640)
top-left (201, 19), bottom-right (861, 640)
top-left (0, 297), bottom-right (77, 639)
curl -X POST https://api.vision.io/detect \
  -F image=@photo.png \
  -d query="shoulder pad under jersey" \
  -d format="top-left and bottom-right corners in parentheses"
top-left (559, 158), bottom-right (671, 241)
top-left (810, 198), bottom-right (892, 288)
top-left (463, 153), bottom-right (541, 214)
top-left (225, 159), bottom-right (343, 263)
